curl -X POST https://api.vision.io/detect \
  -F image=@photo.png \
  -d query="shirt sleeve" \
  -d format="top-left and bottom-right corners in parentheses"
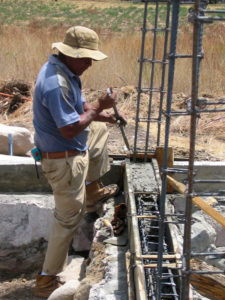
top-left (43, 86), bottom-right (80, 128)
top-left (81, 94), bottom-right (86, 104)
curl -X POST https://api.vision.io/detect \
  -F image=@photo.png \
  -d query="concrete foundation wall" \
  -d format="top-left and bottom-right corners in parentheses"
top-left (0, 155), bottom-right (122, 192)
top-left (173, 161), bottom-right (225, 193)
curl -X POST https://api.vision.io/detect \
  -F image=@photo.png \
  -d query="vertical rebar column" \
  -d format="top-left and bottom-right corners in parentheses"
top-left (181, 0), bottom-right (205, 298)
top-left (156, 1), bottom-right (171, 146)
top-left (156, 1), bottom-right (180, 299)
top-left (134, 0), bottom-right (149, 161)
top-left (144, 1), bottom-right (160, 161)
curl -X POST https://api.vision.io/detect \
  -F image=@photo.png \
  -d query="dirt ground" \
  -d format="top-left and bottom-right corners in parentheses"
top-left (0, 80), bottom-right (225, 299)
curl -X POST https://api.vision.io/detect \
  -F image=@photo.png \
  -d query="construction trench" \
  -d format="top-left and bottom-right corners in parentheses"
top-left (1, 0), bottom-right (225, 299)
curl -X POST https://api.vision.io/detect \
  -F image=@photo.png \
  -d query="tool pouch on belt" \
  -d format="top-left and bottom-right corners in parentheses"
top-left (31, 147), bottom-right (42, 161)
top-left (31, 148), bottom-right (42, 179)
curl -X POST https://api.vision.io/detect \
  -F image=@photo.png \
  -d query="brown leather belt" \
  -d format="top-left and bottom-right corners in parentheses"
top-left (41, 150), bottom-right (85, 159)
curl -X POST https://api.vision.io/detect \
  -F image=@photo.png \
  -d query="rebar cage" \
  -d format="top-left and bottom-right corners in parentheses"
top-left (133, 0), bottom-right (225, 299)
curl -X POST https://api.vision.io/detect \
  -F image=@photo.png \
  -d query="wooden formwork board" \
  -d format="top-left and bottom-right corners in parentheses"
top-left (123, 162), bottom-right (148, 300)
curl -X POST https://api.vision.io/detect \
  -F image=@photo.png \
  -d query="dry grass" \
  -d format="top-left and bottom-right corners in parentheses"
top-left (0, 13), bottom-right (225, 160)
top-left (0, 21), bottom-right (224, 96)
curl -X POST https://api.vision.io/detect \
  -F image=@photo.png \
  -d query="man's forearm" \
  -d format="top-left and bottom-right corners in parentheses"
top-left (84, 102), bottom-right (116, 123)
top-left (59, 104), bottom-right (102, 139)
top-left (60, 95), bottom-right (117, 140)
top-left (94, 111), bottom-right (115, 123)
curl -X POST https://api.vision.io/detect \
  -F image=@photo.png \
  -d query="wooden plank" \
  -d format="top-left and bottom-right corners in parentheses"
top-left (191, 274), bottom-right (225, 300)
top-left (190, 259), bottom-right (225, 300)
top-left (156, 147), bottom-right (174, 193)
top-left (167, 175), bottom-right (225, 228)
top-left (156, 147), bottom-right (174, 169)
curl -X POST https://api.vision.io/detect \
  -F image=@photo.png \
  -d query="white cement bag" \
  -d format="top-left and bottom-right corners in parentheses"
top-left (0, 123), bottom-right (34, 155)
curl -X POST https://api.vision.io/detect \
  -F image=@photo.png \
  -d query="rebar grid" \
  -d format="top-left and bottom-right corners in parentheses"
top-left (134, 0), bottom-right (172, 161)
top-left (136, 193), bottom-right (180, 299)
top-left (181, 1), bottom-right (225, 298)
top-left (134, 0), bottom-right (225, 299)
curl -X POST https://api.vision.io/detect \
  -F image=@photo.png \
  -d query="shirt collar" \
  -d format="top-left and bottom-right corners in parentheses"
top-left (49, 54), bottom-right (81, 87)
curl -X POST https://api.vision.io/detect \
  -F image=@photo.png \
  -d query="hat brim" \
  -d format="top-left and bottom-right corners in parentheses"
top-left (52, 42), bottom-right (107, 61)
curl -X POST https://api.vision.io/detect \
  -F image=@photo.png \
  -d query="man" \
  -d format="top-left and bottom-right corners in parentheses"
top-left (33, 25), bottom-right (122, 298)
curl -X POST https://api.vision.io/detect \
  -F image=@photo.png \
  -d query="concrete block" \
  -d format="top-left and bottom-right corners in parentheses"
top-left (0, 154), bottom-right (51, 192)
top-left (0, 193), bottom-right (54, 248)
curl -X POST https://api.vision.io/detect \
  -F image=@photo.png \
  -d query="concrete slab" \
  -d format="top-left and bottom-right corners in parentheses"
top-left (0, 154), bottom-right (50, 192)
top-left (0, 155), bottom-right (123, 192)
top-left (173, 161), bottom-right (225, 192)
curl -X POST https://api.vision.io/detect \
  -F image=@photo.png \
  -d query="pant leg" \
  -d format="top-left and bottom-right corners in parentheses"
top-left (86, 121), bottom-right (110, 182)
top-left (41, 151), bottom-right (89, 275)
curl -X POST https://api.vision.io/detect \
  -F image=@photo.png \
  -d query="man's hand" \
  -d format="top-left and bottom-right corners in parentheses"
top-left (108, 112), bottom-right (127, 126)
top-left (97, 89), bottom-right (117, 111)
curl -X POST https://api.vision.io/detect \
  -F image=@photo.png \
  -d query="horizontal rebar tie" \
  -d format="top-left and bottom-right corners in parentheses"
top-left (200, 9), bottom-right (225, 14)
top-left (191, 252), bottom-right (225, 258)
top-left (161, 282), bottom-right (177, 286)
top-left (161, 167), bottom-right (190, 174)
top-left (198, 16), bottom-right (225, 22)
top-left (196, 108), bottom-right (225, 113)
top-left (144, 263), bottom-right (181, 269)
top-left (167, 53), bottom-right (194, 59)
top-left (141, 58), bottom-right (168, 64)
top-left (161, 292), bottom-right (179, 297)
top-left (149, 28), bottom-right (171, 33)
top-left (188, 191), bottom-right (225, 197)
top-left (162, 110), bottom-right (191, 116)
top-left (137, 87), bottom-right (167, 93)
top-left (185, 270), bottom-right (225, 275)
top-left (138, 117), bottom-right (160, 123)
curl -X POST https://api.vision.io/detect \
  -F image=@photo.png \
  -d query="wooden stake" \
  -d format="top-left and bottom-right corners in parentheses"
top-left (142, 254), bottom-right (181, 260)
top-left (156, 147), bottom-right (174, 193)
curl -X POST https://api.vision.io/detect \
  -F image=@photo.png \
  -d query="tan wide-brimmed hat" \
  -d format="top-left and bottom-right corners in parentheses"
top-left (52, 26), bottom-right (107, 61)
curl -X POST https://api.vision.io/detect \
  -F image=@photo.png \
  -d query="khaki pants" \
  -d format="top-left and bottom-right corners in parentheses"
top-left (41, 122), bottom-right (110, 275)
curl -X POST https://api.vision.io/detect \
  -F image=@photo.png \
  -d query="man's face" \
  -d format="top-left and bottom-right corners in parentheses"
top-left (65, 57), bottom-right (92, 76)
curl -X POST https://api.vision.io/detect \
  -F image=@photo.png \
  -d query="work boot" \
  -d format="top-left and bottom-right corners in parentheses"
top-left (34, 274), bottom-right (62, 298)
top-left (86, 181), bottom-right (119, 212)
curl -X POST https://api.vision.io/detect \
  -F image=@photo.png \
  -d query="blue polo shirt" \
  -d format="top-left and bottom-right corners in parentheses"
top-left (33, 54), bottom-right (89, 152)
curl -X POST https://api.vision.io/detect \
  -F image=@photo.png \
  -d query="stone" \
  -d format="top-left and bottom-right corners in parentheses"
top-left (191, 221), bottom-right (216, 252)
top-left (0, 124), bottom-right (34, 156)
top-left (173, 196), bottom-right (186, 213)
top-left (0, 194), bottom-right (54, 248)
top-left (58, 255), bottom-right (85, 283)
top-left (48, 280), bottom-right (80, 300)
top-left (72, 218), bottom-right (95, 252)
top-left (73, 279), bottom-right (92, 300)
top-left (47, 255), bottom-right (86, 300)
top-left (205, 246), bottom-right (225, 271)
top-left (0, 194), bottom-right (54, 276)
